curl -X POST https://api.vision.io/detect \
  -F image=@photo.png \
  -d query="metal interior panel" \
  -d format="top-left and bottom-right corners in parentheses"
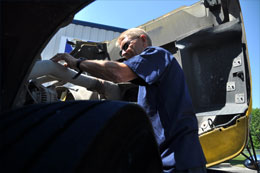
top-left (177, 20), bottom-right (248, 114)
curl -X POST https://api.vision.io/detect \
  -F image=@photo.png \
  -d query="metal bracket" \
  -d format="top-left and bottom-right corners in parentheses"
top-left (241, 131), bottom-right (260, 172)
top-left (205, 0), bottom-right (221, 7)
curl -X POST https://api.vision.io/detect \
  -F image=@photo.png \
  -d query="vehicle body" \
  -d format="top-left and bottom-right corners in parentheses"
top-left (0, 0), bottom-right (253, 171)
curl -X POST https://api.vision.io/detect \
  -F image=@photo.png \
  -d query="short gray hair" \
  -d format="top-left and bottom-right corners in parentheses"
top-left (116, 28), bottom-right (152, 47)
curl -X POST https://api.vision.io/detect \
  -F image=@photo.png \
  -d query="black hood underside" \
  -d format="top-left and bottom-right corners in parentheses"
top-left (0, 0), bottom-right (94, 112)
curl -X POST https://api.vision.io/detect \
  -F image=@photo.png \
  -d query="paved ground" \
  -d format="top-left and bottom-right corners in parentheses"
top-left (207, 163), bottom-right (258, 173)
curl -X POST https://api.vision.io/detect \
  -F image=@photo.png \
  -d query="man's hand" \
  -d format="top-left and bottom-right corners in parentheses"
top-left (51, 53), bottom-right (78, 70)
top-left (51, 53), bottom-right (137, 83)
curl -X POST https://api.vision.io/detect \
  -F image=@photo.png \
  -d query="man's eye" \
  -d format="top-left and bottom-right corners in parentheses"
top-left (123, 42), bottom-right (129, 50)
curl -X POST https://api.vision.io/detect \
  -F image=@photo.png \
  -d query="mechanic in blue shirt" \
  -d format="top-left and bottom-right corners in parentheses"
top-left (52, 28), bottom-right (206, 172)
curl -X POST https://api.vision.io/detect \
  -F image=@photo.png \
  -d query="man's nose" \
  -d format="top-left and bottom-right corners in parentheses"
top-left (121, 49), bottom-right (127, 56)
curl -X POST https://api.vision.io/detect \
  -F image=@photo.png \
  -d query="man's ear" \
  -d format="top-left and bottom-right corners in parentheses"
top-left (140, 34), bottom-right (147, 46)
top-left (140, 34), bottom-right (146, 42)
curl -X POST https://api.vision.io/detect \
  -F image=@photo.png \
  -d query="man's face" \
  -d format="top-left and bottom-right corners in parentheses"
top-left (119, 36), bottom-right (145, 59)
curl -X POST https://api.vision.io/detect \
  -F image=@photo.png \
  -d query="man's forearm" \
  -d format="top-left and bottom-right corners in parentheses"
top-left (79, 60), bottom-right (134, 83)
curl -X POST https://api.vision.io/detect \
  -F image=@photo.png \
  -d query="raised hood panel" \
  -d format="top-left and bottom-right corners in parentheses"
top-left (0, 0), bottom-right (94, 112)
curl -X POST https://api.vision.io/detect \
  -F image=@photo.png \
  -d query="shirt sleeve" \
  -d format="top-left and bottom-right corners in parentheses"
top-left (123, 46), bottom-right (174, 85)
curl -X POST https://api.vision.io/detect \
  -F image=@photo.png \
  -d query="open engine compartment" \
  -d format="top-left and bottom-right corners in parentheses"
top-left (2, 0), bottom-right (252, 169)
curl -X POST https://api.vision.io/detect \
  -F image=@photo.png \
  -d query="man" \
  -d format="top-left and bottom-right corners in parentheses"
top-left (51, 28), bottom-right (206, 172)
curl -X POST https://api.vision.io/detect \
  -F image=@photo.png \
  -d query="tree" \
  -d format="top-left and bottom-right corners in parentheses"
top-left (250, 108), bottom-right (260, 149)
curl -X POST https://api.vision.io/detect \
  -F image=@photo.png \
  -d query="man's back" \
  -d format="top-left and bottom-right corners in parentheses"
top-left (124, 46), bottom-right (206, 171)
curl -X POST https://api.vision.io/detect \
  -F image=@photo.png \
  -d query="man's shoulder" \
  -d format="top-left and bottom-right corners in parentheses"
top-left (145, 46), bottom-right (167, 51)
top-left (143, 46), bottom-right (172, 56)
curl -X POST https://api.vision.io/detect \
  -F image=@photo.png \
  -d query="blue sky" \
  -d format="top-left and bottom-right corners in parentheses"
top-left (74, 0), bottom-right (260, 108)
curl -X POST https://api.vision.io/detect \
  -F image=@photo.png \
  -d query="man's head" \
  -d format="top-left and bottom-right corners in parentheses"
top-left (116, 28), bottom-right (152, 59)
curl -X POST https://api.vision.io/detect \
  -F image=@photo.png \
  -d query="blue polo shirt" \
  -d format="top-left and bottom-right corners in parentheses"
top-left (124, 46), bottom-right (206, 171)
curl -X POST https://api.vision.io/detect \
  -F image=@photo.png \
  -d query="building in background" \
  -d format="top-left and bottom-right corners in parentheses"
top-left (41, 20), bottom-right (126, 60)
